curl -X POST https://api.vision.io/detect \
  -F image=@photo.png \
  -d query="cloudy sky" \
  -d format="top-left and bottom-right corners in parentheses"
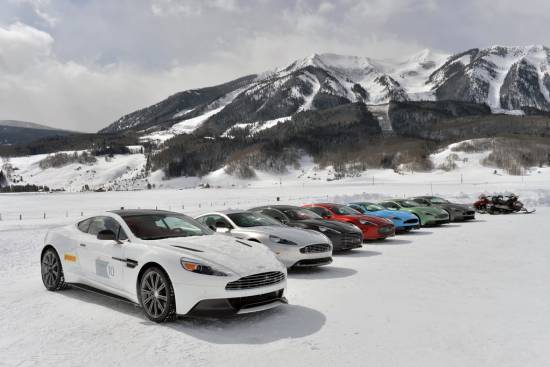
top-left (1, 0), bottom-right (549, 132)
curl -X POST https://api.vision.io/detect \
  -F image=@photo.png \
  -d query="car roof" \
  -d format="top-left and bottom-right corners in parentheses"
top-left (306, 203), bottom-right (341, 207)
top-left (109, 209), bottom-right (181, 217)
top-left (198, 209), bottom-right (248, 215)
top-left (253, 205), bottom-right (299, 210)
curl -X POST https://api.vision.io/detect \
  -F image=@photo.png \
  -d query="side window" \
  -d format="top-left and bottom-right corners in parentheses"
top-left (261, 209), bottom-right (288, 222)
top-left (87, 216), bottom-right (127, 240)
top-left (77, 218), bottom-right (92, 233)
top-left (308, 207), bottom-right (331, 217)
top-left (198, 215), bottom-right (232, 229)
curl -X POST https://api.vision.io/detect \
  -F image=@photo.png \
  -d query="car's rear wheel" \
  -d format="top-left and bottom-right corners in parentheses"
top-left (140, 267), bottom-right (176, 323)
top-left (41, 248), bottom-right (67, 291)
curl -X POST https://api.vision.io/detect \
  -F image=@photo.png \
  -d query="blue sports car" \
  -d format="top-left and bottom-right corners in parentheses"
top-left (348, 202), bottom-right (420, 232)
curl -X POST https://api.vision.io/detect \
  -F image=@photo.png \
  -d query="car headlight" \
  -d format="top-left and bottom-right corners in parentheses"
top-left (269, 235), bottom-right (297, 245)
top-left (180, 257), bottom-right (228, 276)
top-left (424, 212), bottom-right (434, 216)
top-left (389, 216), bottom-right (401, 220)
top-left (348, 223), bottom-right (362, 233)
top-left (359, 219), bottom-right (376, 226)
top-left (318, 226), bottom-right (341, 234)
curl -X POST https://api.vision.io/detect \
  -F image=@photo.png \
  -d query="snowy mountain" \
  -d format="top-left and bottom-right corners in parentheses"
top-left (0, 120), bottom-right (73, 145)
top-left (101, 45), bottom-right (550, 140)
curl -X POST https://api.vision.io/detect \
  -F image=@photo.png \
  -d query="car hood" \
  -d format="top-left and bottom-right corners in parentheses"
top-left (296, 219), bottom-right (362, 234)
top-left (238, 225), bottom-right (330, 244)
top-left (148, 234), bottom-right (284, 276)
top-left (369, 209), bottom-right (417, 220)
top-left (349, 214), bottom-right (393, 226)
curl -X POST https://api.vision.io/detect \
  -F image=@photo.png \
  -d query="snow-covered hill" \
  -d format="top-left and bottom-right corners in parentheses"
top-left (3, 138), bottom-right (549, 192)
top-left (103, 45), bottom-right (550, 141)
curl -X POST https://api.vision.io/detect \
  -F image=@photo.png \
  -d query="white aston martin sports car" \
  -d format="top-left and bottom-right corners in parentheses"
top-left (195, 210), bottom-right (333, 268)
top-left (40, 210), bottom-right (288, 322)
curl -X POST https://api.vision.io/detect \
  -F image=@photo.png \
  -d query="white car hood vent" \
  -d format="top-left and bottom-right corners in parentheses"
top-left (171, 245), bottom-right (203, 252)
top-left (235, 240), bottom-right (252, 247)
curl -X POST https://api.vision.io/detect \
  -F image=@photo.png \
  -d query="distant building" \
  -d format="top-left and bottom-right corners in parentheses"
top-left (0, 170), bottom-right (8, 188)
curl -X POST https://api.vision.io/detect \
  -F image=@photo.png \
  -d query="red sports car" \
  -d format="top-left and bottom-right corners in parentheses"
top-left (302, 203), bottom-right (395, 240)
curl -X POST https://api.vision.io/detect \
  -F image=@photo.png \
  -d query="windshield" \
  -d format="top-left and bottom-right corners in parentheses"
top-left (330, 205), bottom-right (361, 215)
top-left (228, 212), bottom-right (282, 227)
top-left (356, 203), bottom-right (384, 211)
top-left (282, 208), bottom-right (322, 220)
top-left (429, 197), bottom-right (449, 204)
top-left (398, 200), bottom-right (422, 208)
top-left (122, 214), bottom-right (213, 240)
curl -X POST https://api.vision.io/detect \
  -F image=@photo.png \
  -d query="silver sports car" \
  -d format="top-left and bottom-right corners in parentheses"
top-left (195, 210), bottom-right (333, 268)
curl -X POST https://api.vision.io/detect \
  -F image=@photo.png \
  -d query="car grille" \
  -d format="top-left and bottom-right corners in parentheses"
top-left (405, 218), bottom-right (419, 224)
top-left (300, 243), bottom-right (331, 254)
top-left (378, 226), bottom-right (394, 234)
top-left (225, 271), bottom-right (285, 291)
top-left (465, 210), bottom-right (475, 215)
top-left (341, 233), bottom-right (362, 245)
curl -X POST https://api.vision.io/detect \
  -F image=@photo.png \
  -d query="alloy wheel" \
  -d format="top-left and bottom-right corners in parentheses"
top-left (141, 271), bottom-right (168, 318)
top-left (41, 251), bottom-right (60, 288)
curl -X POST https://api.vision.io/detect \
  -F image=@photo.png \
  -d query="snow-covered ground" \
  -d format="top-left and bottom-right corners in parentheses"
top-left (1, 186), bottom-right (549, 366)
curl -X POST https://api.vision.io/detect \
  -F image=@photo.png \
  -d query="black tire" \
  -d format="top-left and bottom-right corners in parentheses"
top-left (41, 248), bottom-right (67, 291)
top-left (139, 267), bottom-right (176, 323)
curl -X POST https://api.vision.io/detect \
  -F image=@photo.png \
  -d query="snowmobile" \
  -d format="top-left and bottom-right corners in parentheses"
top-left (474, 194), bottom-right (535, 214)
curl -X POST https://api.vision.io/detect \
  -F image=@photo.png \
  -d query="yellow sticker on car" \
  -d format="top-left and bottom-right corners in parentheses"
top-left (64, 253), bottom-right (77, 262)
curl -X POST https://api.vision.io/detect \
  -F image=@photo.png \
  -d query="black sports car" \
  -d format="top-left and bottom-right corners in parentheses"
top-left (249, 205), bottom-right (363, 251)
top-left (410, 196), bottom-right (476, 222)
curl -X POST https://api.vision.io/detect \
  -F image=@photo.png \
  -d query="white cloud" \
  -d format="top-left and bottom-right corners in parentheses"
top-left (0, 22), bottom-right (248, 132)
top-left (151, 0), bottom-right (241, 16)
top-left (0, 22), bottom-right (53, 72)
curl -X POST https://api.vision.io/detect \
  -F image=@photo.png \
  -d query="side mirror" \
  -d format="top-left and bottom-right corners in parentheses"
top-left (323, 214), bottom-right (332, 219)
top-left (215, 221), bottom-right (230, 233)
top-left (97, 229), bottom-right (117, 241)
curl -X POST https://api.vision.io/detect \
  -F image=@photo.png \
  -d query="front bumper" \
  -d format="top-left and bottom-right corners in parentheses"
top-left (424, 218), bottom-right (450, 226)
top-left (291, 257), bottom-right (333, 267)
top-left (327, 232), bottom-right (363, 251)
top-left (362, 225), bottom-right (395, 240)
top-left (275, 243), bottom-right (333, 268)
top-left (188, 289), bottom-right (287, 317)
top-left (173, 273), bottom-right (287, 315)
top-left (394, 218), bottom-right (420, 231)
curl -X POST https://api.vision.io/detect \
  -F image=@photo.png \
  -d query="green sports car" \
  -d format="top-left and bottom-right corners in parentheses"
top-left (378, 199), bottom-right (450, 226)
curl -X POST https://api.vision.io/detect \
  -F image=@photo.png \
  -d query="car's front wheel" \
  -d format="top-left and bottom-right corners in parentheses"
top-left (139, 267), bottom-right (176, 323)
top-left (41, 248), bottom-right (67, 291)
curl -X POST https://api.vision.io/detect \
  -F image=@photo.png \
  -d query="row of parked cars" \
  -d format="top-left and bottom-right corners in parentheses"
top-left (40, 196), bottom-right (475, 322)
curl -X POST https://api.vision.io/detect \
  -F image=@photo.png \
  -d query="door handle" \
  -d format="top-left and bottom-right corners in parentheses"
top-left (79, 243), bottom-right (86, 247)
